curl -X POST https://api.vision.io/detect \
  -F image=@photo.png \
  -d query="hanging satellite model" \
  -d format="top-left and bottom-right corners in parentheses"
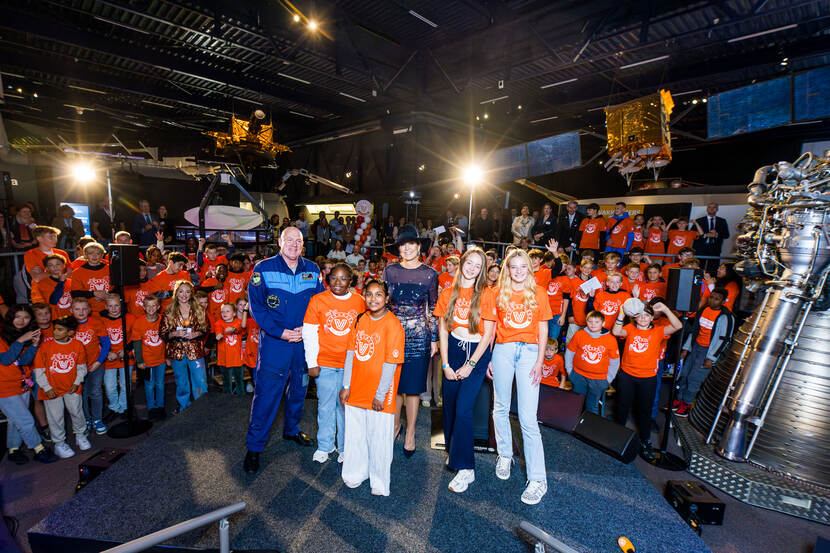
top-left (203, 109), bottom-right (292, 168)
top-left (604, 90), bottom-right (674, 186)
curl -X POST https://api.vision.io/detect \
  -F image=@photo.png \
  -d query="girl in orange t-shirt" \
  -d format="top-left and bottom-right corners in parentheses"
top-left (578, 209), bottom-right (607, 252)
top-left (339, 280), bottom-right (404, 497)
top-left (433, 248), bottom-right (496, 493)
top-left (302, 263), bottom-right (366, 462)
top-left (639, 264), bottom-right (667, 303)
top-left (611, 302), bottom-right (681, 456)
top-left (491, 249), bottom-right (552, 505)
top-left (644, 216), bottom-right (667, 258)
top-left (666, 217), bottom-right (703, 261)
top-left (214, 304), bottom-right (247, 395)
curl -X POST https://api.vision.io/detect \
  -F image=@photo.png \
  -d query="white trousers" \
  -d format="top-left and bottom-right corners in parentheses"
top-left (341, 405), bottom-right (394, 496)
top-left (44, 393), bottom-right (86, 446)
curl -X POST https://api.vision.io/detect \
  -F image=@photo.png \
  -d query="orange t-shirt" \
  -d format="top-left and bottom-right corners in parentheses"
top-left (621, 324), bottom-right (665, 377)
top-left (696, 307), bottom-right (721, 347)
top-left (438, 272), bottom-right (455, 293)
top-left (701, 281), bottom-right (739, 311)
top-left (567, 329), bottom-right (619, 380)
top-left (24, 247), bottom-right (70, 276)
top-left (495, 286), bottom-right (553, 344)
top-left (569, 277), bottom-right (592, 326)
top-left (533, 268), bottom-right (551, 290)
top-left (430, 257), bottom-right (446, 273)
top-left (70, 263), bottom-right (111, 313)
top-left (639, 280), bottom-right (667, 302)
top-left (303, 290), bottom-right (366, 368)
top-left (39, 325), bottom-right (53, 342)
top-left (34, 338), bottom-right (88, 400)
top-left (661, 262), bottom-right (680, 282)
top-left (74, 318), bottom-right (107, 366)
top-left (667, 229), bottom-right (699, 257)
top-left (100, 314), bottom-right (135, 369)
top-left (579, 217), bottom-right (606, 250)
top-left (215, 318), bottom-right (244, 367)
top-left (540, 354), bottom-right (566, 387)
top-left (125, 282), bottom-right (153, 319)
top-left (130, 316), bottom-right (166, 367)
top-left (32, 277), bottom-right (73, 318)
top-left (606, 217), bottom-right (634, 249)
top-left (593, 289), bottom-right (631, 330)
top-left (225, 270), bottom-right (251, 304)
top-left (590, 268), bottom-right (615, 289)
top-left (199, 255), bottom-right (228, 280)
top-left (433, 285), bottom-right (497, 336)
top-left (546, 275), bottom-right (571, 316)
top-left (243, 319), bottom-right (260, 368)
top-left (346, 311), bottom-right (405, 414)
top-left (0, 338), bottom-right (31, 398)
top-left (630, 226), bottom-right (646, 249)
top-left (645, 228), bottom-right (665, 255)
top-left (149, 270), bottom-right (190, 309)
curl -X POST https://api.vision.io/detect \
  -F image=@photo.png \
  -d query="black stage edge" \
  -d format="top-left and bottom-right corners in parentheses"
top-left (29, 393), bottom-right (711, 553)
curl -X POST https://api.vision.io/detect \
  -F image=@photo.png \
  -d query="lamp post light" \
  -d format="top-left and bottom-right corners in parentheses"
top-left (462, 164), bottom-right (483, 245)
top-left (73, 161), bottom-right (114, 242)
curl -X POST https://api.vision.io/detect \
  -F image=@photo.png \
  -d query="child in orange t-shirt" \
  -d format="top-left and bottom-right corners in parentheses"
top-left (540, 339), bottom-right (566, 388)
top-left (565, 311), bottom-right (620, 414)
top-left (640, 264), bottom-right (667, 302)
top-left (214, 304), bottom-right (247, 395)
top-left (547, 263), bottom-right (572, 342)
top-left (33, 316), bottom-right (90, 458)
top-left (666, 217), bottom-right (702, 261)
top-left (339, 280), bottom-right (404, 497)
top-left (303, 263), bottom-right (366, 462)
top-left (130, 295), bottom-right (167, 418)
top-left (31, 254), bottom-right (73, 319)
top-left (71, 243), bottom-right (111, 314)
top-left (438, 256), bottom-right (458, 293)
top-left (593, 273), bottom-right (631, 330)
top-left (240, 299), bottom-right (259, 391)
top-left (578, 204), bottom-right (607, 252)
top-left (100, 294), bottom-right (136, 415)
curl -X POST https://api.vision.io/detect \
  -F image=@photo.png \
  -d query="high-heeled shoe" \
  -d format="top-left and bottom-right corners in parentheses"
top-left (394, 427), bottom-right (402, 441)
top-left (403, 446), bottom-right (416, 458)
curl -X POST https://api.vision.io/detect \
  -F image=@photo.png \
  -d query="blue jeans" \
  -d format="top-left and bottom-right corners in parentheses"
top-left (0, 392), bottom-right (42, 449)
top-left (677, 343), bottom-right (710, 403)
top-left (82, 367), bottom-right (105, 423)
top-left (491, 342), bottom-right (546, 482)
top-left (145, 363), bottom-right (166, 411)
top-left (569, 371), bottom-right (608, 415)
top-left (170, 357), bottom-right (207, 410)
top-left (443, 335), bottom-right (491, 470)
top-left (103, 366), bottom-right (130, 414)
top-left (315, 366), bottom-right (345, 453)
top-left (548, 317), bottom-right (563, 340)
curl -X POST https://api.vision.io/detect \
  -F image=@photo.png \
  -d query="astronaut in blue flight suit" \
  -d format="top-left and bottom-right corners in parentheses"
top-left (244, 227), bottom-right (325, 474)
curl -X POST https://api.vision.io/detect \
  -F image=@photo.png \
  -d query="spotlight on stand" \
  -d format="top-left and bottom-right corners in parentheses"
top-left (72, 162), bottom-right (96, 183)
top-left (402, 190), bottom-right (422, 223)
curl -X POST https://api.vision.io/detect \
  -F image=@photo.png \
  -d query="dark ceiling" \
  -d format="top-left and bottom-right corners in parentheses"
top-left (1, 0), bottom-right (829, 153)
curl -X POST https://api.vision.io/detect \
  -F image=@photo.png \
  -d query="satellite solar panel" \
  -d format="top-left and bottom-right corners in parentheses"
top-left (488, 143), bottom-right (527, 183)
top-left (525, 132), bottom-right (581, 177)
top-left (795, 66), bottom-right (830, 121)
top-left (707, 77), bottom-right (791, 138)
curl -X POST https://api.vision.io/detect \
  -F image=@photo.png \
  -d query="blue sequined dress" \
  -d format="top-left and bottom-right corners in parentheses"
top-left (383, 263), bottom-right (438, 394)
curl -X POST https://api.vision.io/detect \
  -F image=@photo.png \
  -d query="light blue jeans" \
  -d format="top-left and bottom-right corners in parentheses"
top-left (315, 366), bottom-right (345, 453)
top-left (0, 391), bottom-right (42, 449)
top-left (103, 366), bottom-right (130, 414)
top-left (170, 357), bottom-right (207, 410)
top-left (82, 366), bottom-right (105, 423)
top-left (144, 363), bottom-right (167, 411)
top-left (492, 342), bottom-right (546, 482)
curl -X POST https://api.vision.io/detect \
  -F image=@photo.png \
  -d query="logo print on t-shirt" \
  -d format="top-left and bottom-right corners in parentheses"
top-left (612, 224), bottom-right (623, 234)
top-left (642, 287), bottom-right (657, 301)
top-left (75, 329), bottom-right (94, 346)
top-left (145, 330), bottom-right (162, 347)
top-left (135, 290), bottom-right (149, 308)
top-left (453, 297), bottom-right (471, 325)
top-left (226, 334), bottom-right (238, 346)
top-left (633, 230), bottom-right (643, 242)
top-left (108, 326), bottom-right (123, 345)
top-left (542, 363), bottom-right (554, 378)
top-left (672, 236), bottom-right (686, 247)
top-left (58, 290), bottom-right (72, 309)
top-left (649, 232), bottom-right (662, 243)
top-left (229, 278), bottom-right (245, 293)
top-left (354, 330), bottom-right (377, 362)
top-left (585, 223), bottom-right (596, 233)
top-left (600, 300), bottom-right (620, 316)
top-left (629, 335), bottom-right (650, 354)
top-left (581, 344), bottom-right (605, 364)
top-left (325, 309), bottom-right (358, 337)
top-left (504, 302), bottom-right (532, 329)
top-left (50, 352), bottom-right (77, 374)
top-left (547, 281), bottom-right (560, 296)
top-left (88, 277), bottom-right (109, 291)
top-left (211, 289), bottom-right (226, 303)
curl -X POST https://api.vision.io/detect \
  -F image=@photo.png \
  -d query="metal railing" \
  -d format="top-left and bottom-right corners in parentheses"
top-left (519, 521), bottom-right (583, 553)
top-left (101, 502), bottom-right (246, 553)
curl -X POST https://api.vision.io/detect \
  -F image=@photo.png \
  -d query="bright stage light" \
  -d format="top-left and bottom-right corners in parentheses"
top-left (462, 164), bottom-right (483, 186)
top-left (308, 20), bottom-right (317, 30)
top-left (72, 162), bottom-right (96, 183)
top-left (293, 14), bottom-right (300, 22)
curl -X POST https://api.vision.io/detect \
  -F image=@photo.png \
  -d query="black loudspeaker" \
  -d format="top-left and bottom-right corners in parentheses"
top-left (537, 385), bottom-right (585, 433)
top-left (572, 411), bottom-right (640, 463)
top-left (666, 268), bottom-right (703, 312)
top-left (108, 244), bottom-right (140, 287)
top-left (664, 480), bottom-right (726, 526)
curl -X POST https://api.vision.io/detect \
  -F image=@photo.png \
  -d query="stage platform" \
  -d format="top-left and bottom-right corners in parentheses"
top-left (29, 393), bottom-right (710, 553)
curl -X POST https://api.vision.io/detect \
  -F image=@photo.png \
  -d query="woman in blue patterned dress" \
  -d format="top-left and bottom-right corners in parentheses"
top-left (383, 225), bottom-right (438, 456)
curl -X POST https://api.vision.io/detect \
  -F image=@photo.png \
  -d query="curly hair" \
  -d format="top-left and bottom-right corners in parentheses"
top-left (163, 280), bottom-right (206, 329)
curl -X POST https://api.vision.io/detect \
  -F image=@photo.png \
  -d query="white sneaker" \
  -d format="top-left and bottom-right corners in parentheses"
top-left (521, 480), bottom-right (548, 505)
top-left (344, 480), bottom-right (361, 489)
top-left (448, 469), bottom-right (475, 493)
top-left (495, 456), bottom-right (512, 480)
top-left (337, 451), bottom-right (344, 463)
top-left (76, 434), bottom-right (91, 451)
top-left (312, 449), bottom-right (330, 463)
top-left (54, 442), bottom-right (75, 459)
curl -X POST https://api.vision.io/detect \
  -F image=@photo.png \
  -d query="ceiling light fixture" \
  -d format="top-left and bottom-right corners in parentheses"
top-left (0, 71), bottom-right (24, 78)
top-left (483, 113), bottom-right (489, 119)
top-left (530, 115), bottom-right (558, 124)
top-left (289, 110), bottom-right (315, 119)
top-left (540, 78), bottom-right (577, 89)
top-left (619, 55), bottom-right (670, 70)
top-left (278, 72), bottom-right (311, 84)
top-left (479, 95), bottom-right (509, 104)
top-left (141, 99), bottom-right (175, 108)
top-left (69, 84), bottom-right (107, 95)
top-left (587, 106), bottom-right (606, 112)
top-left (293, 14), bottom-right (300, 22)
top-left (408, 10), bottom-right (438, 28)
top-left (727, 24), bottom-right (798, 43)
top-left (392, 127), bottom-right (411, 134)
top-left (339, 92), bottom-right (366, 103)
top-left (672, 89), bottom-right (703, 97)
top-left (308, 20), bottom-right (318, 30)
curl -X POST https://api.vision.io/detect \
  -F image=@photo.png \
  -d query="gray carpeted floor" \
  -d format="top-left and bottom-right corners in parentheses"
top-left (27, 393), bottom-right (709, 553)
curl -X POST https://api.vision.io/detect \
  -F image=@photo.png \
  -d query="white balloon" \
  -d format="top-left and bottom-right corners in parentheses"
top-left (355, 228), bottom-right (363, 236)
top-left (360, 222), bottom-right (368, 230)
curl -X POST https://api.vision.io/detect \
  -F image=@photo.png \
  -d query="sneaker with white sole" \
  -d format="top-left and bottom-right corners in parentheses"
top-left (312, 449), bottom-right (331, 463)
top-left (495, 455), bottom-right (512, 480)
top-left (448, 469), bottom-right (475, 493)
top-left (93, 420), bottom-right (108, 435)
top-left (76, 434), bottom-right (92, 451)
top-left (54, 443), bottom-right (75, 459)
top-left (337, 451), bottom-right (344, 463)
top-left (521, 480), bottom-right (548, 505)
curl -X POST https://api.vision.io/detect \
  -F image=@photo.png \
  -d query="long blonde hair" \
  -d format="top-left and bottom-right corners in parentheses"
top-left (497, 248), bottom-right (538, 312)
top-left (164, 280), bottom-right (206, 329)
top-left (443, 247), bottom-right (487, 334)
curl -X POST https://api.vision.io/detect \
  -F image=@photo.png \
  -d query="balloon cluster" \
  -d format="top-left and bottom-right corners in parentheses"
top-left (353, 216), bottom-right (373, 255)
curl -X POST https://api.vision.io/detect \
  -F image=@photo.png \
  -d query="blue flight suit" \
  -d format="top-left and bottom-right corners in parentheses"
top-left (246, 255), bottom-right (325, 452)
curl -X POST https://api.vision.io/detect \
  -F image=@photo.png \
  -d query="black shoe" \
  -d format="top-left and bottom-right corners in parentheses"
top-left (403, 447), bottom-right (416, 458)
top-left (639, 440), bottom-right (656, 463)
top-left (172, 406), bottom-right (182, 416)
top-left (33, 448), bottom-right (58, 464)
top-left (7, 449), bottom-right (28, 465)
top-left (283, 431), bottom-right (313, 446)
top-left (39, 426), bottom-right (52, 443)
top-left (243, 450), bottom-right (260, 474)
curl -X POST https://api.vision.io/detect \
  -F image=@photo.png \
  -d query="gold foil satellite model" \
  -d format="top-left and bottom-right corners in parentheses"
top-left (204, 110), bottom-right (291, 166)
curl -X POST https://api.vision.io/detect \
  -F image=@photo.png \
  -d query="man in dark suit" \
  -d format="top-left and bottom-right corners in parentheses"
top-left (695, 202), bottom-right (730, 273)
top-left (531, 202), bottom-right (558, 247)
top-left (556, 200), bottom-right (584, 259)
top-left (132, 199), bottom-right (159, 246)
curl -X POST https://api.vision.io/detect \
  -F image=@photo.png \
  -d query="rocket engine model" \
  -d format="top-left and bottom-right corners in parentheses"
top-left (690, 152), bottom-right (830, 488)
